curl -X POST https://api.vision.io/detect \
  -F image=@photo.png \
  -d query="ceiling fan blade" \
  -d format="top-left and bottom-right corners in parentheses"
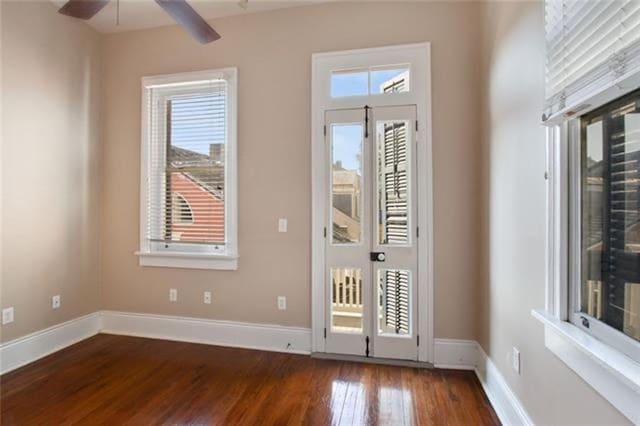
top-left (155, 0), bottom-right (221, 44)
top-left (58, 0), bottom-right (110, 20)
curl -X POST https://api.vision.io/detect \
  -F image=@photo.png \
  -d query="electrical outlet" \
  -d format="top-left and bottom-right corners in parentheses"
top-left (169, 288), bottom-right (178, 302)
top-left (2, 307), bottom-right (14, 325)
top-left (512, 347), bottom-right (521, 374)
top-left (278, 218), bottom-right (288, 233)
top-left (277, 296), bottom-right (287, 310)
top-left (52, 295), bottom-right (61, 309)
top-left (204, 291), bottom-right (212, 304)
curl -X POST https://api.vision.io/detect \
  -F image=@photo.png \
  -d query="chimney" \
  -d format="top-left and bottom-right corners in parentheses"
top-left (210, 143), bottom-right (224, 163)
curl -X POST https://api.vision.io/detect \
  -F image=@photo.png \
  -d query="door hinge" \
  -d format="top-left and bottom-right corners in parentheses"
top-left (416, 227), bottom-right (420, 238)
top-left (324, 327), bottom-right (327, 338)
top-left (365, 336), bottom-right (370, 357)
top-left (364, 105), bottom-right (371, 139)
top-left (323, 125), bottom-right (327, 137)
top-left (417, 335), bottom-right (420, 346)
top-left (323, 227), bottom-right (327, 238)
top-left (415, 120), bottom-right (419, 132)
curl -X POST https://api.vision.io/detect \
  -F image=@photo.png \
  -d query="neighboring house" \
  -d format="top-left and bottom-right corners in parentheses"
top-left (332, 160), bottom-right (361, 243)
top-left (168, 146), bottom-right (225, 244)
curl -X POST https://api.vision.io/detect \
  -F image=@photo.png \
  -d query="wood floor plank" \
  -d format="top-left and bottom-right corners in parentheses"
top-left (0, 334), bottom-right (500, 425)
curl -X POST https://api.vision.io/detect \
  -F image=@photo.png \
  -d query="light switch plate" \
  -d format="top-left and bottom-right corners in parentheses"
top-left (2, 307), bottom-right (14, 325)
top-left (169, 288), bottom-right (178, 302)
top-left (52, 295), bottom-right (61, 309)
top-left (278, 218), bottom-right (287, 233)
top-left (204, 291), bottom-right (212, 304)
top-left (277, 296), bottom-right (287, 310)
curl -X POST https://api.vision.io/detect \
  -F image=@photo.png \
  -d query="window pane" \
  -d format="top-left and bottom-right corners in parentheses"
top-left (376, 121), bottom-right (409, 245)
top-left (331, 268), bottom-right (363, 334)
top-left (581, 100), bottom-right (640, 342)
top-left (332, 124), bottom-right (362, 244)
top-left (371, 66), bottom-right (410, 94)
top-left (165, 92), bottom-right (226, 245)
top-left (331, 69), bottom-right (368, 97)
top-left (378, 269), bottom-right (411, 336)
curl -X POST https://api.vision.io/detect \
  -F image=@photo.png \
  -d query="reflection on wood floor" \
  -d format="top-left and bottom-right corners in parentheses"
top-left (1, 334), bottom-right (499, 425)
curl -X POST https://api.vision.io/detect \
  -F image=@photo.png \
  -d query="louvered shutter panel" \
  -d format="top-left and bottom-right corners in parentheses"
top-left (379, 122), bottom-right (408, 244)
top-left (145, 79), bottom-right (227, 249)
top-left (383, 270), bottom-right (410, 334)
top-left (545, 0), bottom-right (640, 119)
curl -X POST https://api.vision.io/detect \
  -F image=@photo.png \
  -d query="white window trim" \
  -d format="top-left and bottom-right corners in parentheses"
top-left (136, 68), bottom-right (238, 271)
top-left (537, 72), bottom-right (640, 424)
top-left (311, 43), bottom-right (434, 363)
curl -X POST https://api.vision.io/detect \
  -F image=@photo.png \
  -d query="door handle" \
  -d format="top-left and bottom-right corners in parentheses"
top-left (370, 252), bottom-right (386, 262)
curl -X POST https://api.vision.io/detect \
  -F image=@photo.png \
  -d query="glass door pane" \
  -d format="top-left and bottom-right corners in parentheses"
top-left (332, 124), bottom-right (363, 244)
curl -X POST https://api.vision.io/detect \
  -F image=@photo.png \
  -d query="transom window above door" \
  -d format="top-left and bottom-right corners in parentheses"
top-left (330, 65), bottom-right (410, 98)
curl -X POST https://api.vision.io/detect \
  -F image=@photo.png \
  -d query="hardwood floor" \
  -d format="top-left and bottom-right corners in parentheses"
top-left (1, 334), bottom-right (499, 425)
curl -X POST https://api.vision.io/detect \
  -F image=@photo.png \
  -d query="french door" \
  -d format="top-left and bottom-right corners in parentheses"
top-left (324, 105), bottom-right (418, 361)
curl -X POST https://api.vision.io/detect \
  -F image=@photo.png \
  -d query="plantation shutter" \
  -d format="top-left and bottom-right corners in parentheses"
top-left (379, 122), bottom-right (408, 244)
top-left (145, 79), bottom-right (228, 249)
top-left (383, 270), bottom-right (410, 334)
top-left (544, 0), bottom-right (640, 120)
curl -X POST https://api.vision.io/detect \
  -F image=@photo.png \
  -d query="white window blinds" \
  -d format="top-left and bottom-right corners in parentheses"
top-left (545, 0), bottom-right (640, 119)
top-left (144, 78), bottom-right (228, 252)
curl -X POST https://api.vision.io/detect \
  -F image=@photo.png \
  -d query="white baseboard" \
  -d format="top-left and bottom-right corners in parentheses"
top-left (99, 310), bottom-right (312, 355)
top-left (475, 345), bottom-right (534, 426)
top-left (0, 312), bottom-right (100, 374)
top-left (433, 338), bottom-right (533, 426)
top-left (434, 338), bottom-right (478, 369)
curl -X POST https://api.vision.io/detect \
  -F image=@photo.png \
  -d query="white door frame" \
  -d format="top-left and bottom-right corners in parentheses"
top-left (311, 43), bottom-right (434, 363)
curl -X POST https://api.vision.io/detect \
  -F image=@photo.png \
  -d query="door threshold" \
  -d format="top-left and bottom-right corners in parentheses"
top-left (311, 352), bottom-right (433, 369)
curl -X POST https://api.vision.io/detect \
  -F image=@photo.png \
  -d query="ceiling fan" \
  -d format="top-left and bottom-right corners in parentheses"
top-left (58, 0), bottom-right (221, 44)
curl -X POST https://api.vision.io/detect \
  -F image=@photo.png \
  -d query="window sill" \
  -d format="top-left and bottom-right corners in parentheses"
top-left (532, 309), bottom-right (640, 423)
top-left (135, 251), bottom-right (238, 271)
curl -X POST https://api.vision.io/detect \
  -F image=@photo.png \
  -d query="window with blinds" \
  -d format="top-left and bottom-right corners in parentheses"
top-left (545, 0), bottom-right (640, 119)
top-left (140, 69), bottom-right (237, 264)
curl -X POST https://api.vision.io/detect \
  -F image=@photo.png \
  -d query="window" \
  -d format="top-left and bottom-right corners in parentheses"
top-left (330, 65), bottom-right (410, 98)
top-left (539, 2), bottom-right (640, 421)
top-left (572, 90), bottom-right (640, 362)
top-left (137, 68), bottom-right (237, 270)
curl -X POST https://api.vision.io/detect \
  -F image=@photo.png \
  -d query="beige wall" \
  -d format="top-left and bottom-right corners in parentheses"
top-left (0, 1), bottom-right (102, 342)
top-left (100, 1), bottom-right (483, 336)
top-left (478, 1), bottom-right (631, 424)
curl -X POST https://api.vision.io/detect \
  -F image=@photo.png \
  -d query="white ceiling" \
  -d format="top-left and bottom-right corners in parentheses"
top-left (50, 0), bottom-right (321, 34)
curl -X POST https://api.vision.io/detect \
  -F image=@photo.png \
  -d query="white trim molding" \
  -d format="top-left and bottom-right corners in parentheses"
top-left (100, 311), bottom-right (311, 355)
top-left (533, 309), bottom-right (640, 424)
top-left (433, 338), bottom-right (478, 370)
top-left (0, 313), bottom-right (101, 374)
